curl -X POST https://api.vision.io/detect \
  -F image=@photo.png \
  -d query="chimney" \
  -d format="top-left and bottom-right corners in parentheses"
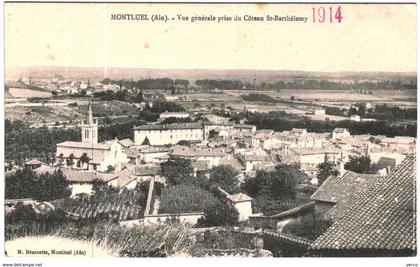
top-left (338, 160), bottom-right (345, 177)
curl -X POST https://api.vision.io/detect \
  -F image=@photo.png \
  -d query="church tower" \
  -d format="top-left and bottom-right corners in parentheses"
top-left (80, 101), bottom-right (98, 144)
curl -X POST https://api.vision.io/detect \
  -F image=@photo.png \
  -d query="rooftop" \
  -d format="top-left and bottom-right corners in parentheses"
top-left (311, 171), bottom-right (379, 204)
top-left (118, 138), bottom-right (134, 148)
top-left (311, 155), bottom-right (416, 252)
top-left (226, 193), bottom-right (253, 203)
top-left (25, 159), bottom-right (43, 165)
top-left (61, 169), bottom-right (119, 183)
top-left (134, 123), bottom-right (202, 131)
top-left (171, 146), bottom-right (226, 157)
top-left (56, 141), bottom-right (110, 150)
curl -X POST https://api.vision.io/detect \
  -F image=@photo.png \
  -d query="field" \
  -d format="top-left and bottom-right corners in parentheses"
top-left (8, 88), bottom-right (52, 98)
top-left (177, 89), bottom-right (417, 118)
top-left (5, 100), bottom-right (140, 126)
top-left (53, 187), bottom-right (147, 221)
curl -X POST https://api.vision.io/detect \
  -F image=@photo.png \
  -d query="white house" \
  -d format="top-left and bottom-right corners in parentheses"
top-left (133, 123), bottom-right (204, 146)
top-left (159, 112), bottom-right (190, 121)
top-left (332, 128), bottom-right (351, 140)
top-left (350, 115), bottom-right (361, 122)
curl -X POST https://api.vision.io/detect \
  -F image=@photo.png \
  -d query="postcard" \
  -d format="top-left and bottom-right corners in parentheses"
top-left (2, 2), bottom-right (417, 265)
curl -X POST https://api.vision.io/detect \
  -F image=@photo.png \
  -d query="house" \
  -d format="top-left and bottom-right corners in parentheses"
top-left (159, 112), bottom-right (190, 121)
top-left (24, 159), bottom-right (43, 170)
top-left (350, 115), bottom-right (361, 121)
top-left (332, 128), bottom-right (350, 140)
top-left (170, 146), bottom-right (225, 168)
top-left (133, 123), bottom-right (204, 146)
top-left (138, 146), bottom-right (170, 164)
top-left (291, 128), bottom-right (307, 136)
top-left (314, 109), bottom-right (326, 116)
top-left (288, 147), bottom-right (342, 169)
top-left (119, 165), bottom-right (162, 189)
top-left (310, 155), bottom-right (416, 256)
top-left (56, 103), bottom-right (129, 172)
top-left (310, 164), bottom-right (380, 216)
top-left (203, 122), bottom-right (235, 140)
top-left (217, 187), bottom-right (253, 222)
top-left (227, 193), bottom-right (253, 222)
top-left (61, 168), bottom-right (119, 196)
top-left (33, 164), bottom-right (56, 176)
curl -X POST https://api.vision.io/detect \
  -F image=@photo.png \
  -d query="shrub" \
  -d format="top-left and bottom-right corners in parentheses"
top-left (282, 213), bottom-right (333, 240)
top-left (197, 200), bottom-right (239, 227)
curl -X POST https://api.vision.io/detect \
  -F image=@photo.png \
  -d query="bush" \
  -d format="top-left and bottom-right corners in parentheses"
top-left (209, 165), bottom-right (239, 194)
top-left (282, 213), bottom-right (332, 240)
top-left (5, 168), bottom-right (71, 201)
top-left (197, 200), bottom-right (239, 227)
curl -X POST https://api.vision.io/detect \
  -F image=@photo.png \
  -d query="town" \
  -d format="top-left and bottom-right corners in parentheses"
top-left (4, 71), bottom-right (417, 257)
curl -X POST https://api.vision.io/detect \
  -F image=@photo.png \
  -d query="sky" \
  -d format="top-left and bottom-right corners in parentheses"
top-left (4, 3), bottom-right (417, 72)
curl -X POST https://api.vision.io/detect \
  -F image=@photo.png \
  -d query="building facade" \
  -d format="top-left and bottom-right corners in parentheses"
top-left (133, 123), bottom-right (204, 146)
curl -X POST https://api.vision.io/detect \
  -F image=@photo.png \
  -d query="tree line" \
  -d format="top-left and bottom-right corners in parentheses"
top-left (242, 111), bottom-right (416, 137)
top-left (195, 79), bottom-right (416, 91)
top-left (101, 78), bottom-right (189, 90)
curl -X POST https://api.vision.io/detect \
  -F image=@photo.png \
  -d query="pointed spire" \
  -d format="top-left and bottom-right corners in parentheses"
top-left (88, 100), bottom-right (93, 125)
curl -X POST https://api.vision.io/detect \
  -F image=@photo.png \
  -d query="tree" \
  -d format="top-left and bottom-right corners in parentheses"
top-left (66, 153), bottom-right (74, 168)
top-left (209, 165), bottom-right (239, 194)
top-left (317, 162), bottom-right (338, 186)
top-left (51, 91), bottom-right (58, 97)
top-left (136, 89), bottom-right (144, 103)
top-left (197, 200), bottom-right (239, 227)
top-left (269, 164), bottom-right (302, 200)
top-left (176, 140), bottom-right (191, 147)
top-left (141, 136), bottom-right (150, 145)
top-left (161, 157), bottom-right (194, 185)
top-left (5, 168), bottom-right (70, 201)
top-left (80, 153), bottom-right (90, 170)
top-left (345, 155), bottom-right (377, 174)
top-left (282, 212), bottom-right (332, 241)
top-left (79, 89), bottom-right (87, 97)
top-left (58, 153), bottom-right (64, 167)
top-left (242, 164), bottom-right (304, 202)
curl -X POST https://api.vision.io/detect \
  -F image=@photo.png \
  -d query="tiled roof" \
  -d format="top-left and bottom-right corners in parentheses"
top-left (25, 159), bottom-right (43, 165)
top-left (118, 138), bottom-right (134, 148)
top-left (33, 164), bottom-right (56, 176)
top-left (61, 169), bottom-right (118, 183)
top-left (290, 147), bottom-right (340, 156)
top-left (56, 141), bottom-right (110, 150)
top-left (227, 193), bottom-right (253, 203)
top-left (171, 147), bottom-right (225, 157)
top-left (332, 128), bottom-right (348, 133)
top-left (134, 123), bottom-right (202, 131)
top-left (311, 155), bottom-right (416, 251)
top-left (311, 171), bottom-right (379, 204)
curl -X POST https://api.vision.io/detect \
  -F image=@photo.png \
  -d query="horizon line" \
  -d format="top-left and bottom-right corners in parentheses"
top-left (6, 65), bottom-right (417, 75)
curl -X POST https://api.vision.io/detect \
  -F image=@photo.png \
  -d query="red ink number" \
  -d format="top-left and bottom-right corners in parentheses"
top-left (312, 6), bottom-right (342, 23)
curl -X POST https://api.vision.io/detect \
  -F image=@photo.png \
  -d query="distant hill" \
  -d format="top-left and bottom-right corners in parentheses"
top-left (6, 66), bottom-right (417, 84)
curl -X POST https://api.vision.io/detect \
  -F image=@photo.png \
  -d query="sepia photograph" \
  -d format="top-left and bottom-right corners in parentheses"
top-left (2, 2), bottom-right (417, 264)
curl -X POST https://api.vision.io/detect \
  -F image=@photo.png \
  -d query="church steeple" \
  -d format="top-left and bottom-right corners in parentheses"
top-left (88, 100), bottom-right (94, 125)
top-left (80, 101), bottom-right (98, 144)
